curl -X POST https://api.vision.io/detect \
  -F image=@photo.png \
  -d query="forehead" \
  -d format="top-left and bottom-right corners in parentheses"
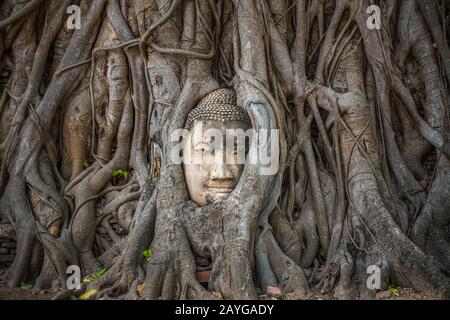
top-left (186, 120), bottom-right (250, 143)
top-left (193, 120), bottom-right (248, 130)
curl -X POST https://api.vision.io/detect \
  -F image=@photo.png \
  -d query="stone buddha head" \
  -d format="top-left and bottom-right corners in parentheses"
top-left (182, 88), bottom-right (251, 206)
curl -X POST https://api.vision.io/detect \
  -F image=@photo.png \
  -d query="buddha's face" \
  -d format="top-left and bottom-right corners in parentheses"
top-left (183, 120), bottom-right (249, 206)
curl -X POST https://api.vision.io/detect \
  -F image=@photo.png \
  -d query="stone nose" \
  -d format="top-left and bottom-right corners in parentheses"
top-left (210, 163), bottom-right (233, 181)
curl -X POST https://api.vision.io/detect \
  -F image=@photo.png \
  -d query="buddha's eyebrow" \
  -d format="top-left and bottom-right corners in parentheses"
top-left (192, 137), bottom-right (216, 148)
top-left (200, 135), bottom-right (219, 144)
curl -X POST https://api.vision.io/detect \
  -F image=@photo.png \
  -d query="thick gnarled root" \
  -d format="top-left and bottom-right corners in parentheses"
top-left (142, 230), bottom-right (215, 300)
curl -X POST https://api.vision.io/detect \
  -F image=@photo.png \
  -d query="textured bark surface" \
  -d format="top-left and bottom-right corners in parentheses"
top-left (0, 0), bottom-right (449, 300)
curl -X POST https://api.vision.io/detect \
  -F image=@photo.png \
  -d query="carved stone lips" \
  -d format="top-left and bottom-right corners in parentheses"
top-left (207, 187), bottom-right (234, 193)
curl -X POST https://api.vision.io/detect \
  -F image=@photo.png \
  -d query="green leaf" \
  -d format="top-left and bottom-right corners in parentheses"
top-left (143, 248), bottom-right (153, 262)
top-left (92, 267), bottom-right (107, 279)
top-left (82, 267), bottom-right (108, 284)
top-left (211, 291), bottom-right (222, 298)
top-left (79, 289), bottom-right (97, 300)
top-left (20, 282), bottom-right (32, 289)
top-left (388, 286), bottom-right (399, 296)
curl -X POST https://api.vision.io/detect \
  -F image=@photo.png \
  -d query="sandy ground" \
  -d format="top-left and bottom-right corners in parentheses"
top-left (0, 283), bottom-right (437, 300)
top-left (0, 283), bottom-right (57, 300)
top-left (282, 287), bottom-right (438, 300)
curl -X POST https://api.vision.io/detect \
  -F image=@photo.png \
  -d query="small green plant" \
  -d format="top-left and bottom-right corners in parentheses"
top-left (112, 168), bottom-right (128, 179)
top-left (143, 248), bottom-right (153, 262)
top-left (20, 282), bottom-right (32, 289)
top-left (82, 267), bottom-right (108, 284)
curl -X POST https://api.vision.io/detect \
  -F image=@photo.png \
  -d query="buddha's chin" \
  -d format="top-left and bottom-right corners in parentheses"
top-left (206, 190), bottom-right (233, 202)
top-left (214, 192), bottom-right (231, 200)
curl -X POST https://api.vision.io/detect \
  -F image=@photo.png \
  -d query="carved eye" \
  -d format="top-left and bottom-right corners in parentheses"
top-left (194, 143), bottom-right (213, 153)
